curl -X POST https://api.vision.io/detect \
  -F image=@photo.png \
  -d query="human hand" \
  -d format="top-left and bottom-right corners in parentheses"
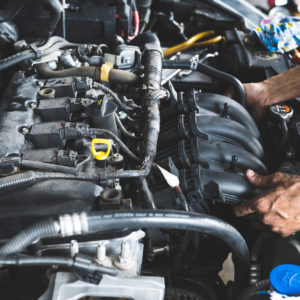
top-left (234, 170), bottom-right (300, 237)
top-left (225, 82), bottom-right (269, 119)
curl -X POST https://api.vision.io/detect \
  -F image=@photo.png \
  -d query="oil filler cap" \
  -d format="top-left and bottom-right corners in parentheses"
top-left (270, 264), bottom-right (300, 295)
top-left (270, 104), bottom-right (293, 120)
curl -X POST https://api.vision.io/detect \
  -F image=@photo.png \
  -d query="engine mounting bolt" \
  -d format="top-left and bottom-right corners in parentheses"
top-left (70, 240), bottom-right (79, 257)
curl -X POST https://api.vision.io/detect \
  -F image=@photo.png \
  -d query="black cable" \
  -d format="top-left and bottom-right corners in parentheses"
top-left (0, 39), bottom-right (78, 71)
top-left (162, 60), bottom-right (246, 107)
top-left (0, 255), bottom-right (118, 276)
top-left (93, 82), bottom-right (134, 112)
top-left (115, 113), bottom-right (142, 140)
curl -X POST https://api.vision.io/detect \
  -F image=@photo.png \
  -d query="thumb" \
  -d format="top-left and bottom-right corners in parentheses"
top-left (224, 87), bottom-right (234, 99)
top-left (246, 169), bottom-right (276, 188)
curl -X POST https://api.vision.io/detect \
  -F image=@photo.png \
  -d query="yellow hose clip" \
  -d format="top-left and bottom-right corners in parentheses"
top-left (91, 138), bottom-right (111, 161)
top-left (100, 62), bottom-right (113, 83)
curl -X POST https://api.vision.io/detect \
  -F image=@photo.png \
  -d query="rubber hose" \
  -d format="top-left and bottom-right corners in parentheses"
top-left (130, 31), bottom-right (160, 47)
top-left (0, 218), bottom-right (59, 255)
top-left (35, 63), bottom-right (139, 85)
top-left (162, 60), bottom-right (246, 107)
top-left (93, 82), bottom-right (134, 112)
top-left (0, 171), bottom-right (96, 192)
top-left (44, 0), bottom-right (63, 38)
top-left (87, 210), bottom-right (250, 293)
top-left (35, 63), bottom-right (100, 80)
top-left (237, 279), bottom-right (270, 300)
top-left (99, 161), bottom-right (151, 180)
top-left (109, 69), bottom-right (139, 85)
top-left (137, 177), bottom-right (157, 209)
top-left (0, 256), bottom-right (118, 276)
top-left (20, 160), bottom-right (78, 175)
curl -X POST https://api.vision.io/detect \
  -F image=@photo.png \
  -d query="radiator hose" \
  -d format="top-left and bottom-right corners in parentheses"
top-left (0, 210), bottom-right (250, 294)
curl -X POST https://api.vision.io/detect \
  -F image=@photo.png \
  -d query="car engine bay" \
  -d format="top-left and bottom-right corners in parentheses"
top-left (0, 0), bottom-right (299, 299)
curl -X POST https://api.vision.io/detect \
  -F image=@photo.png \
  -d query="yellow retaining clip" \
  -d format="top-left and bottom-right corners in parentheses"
top-left (91, 138), bottom-right (111, 161)
top-left (100, 62), bottom-right (113, 83)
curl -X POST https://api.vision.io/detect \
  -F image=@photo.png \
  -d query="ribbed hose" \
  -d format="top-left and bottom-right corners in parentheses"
top-left (0, 171), bottom-right (94, 192)
top-left (86, 210), bottom-right (250, 293)
top-left (0, 218), bottom-right (59, 255)
top-left (162, 60), bottom-right (246, 107)
top-left (0, 50), bottom-right (36, 71)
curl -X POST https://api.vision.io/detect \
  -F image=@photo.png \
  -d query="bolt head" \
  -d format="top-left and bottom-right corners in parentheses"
top-left (21, 127), bottom-right (29, 134)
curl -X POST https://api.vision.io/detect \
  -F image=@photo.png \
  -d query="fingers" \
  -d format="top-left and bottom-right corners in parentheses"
top-left (246, 170), bottom-right (286, 188)
top-left (234, 190), bottom-right (276, 217)
top-left (234, 199), bottom-right (256, 217)
top-left (224, 87), bottom-right (234, 98)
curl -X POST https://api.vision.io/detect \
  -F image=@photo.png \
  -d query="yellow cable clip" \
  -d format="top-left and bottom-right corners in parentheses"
top-left (100, 62), bottom-right (113, 83)
top-left (91, 138), bottom-right (111, 160)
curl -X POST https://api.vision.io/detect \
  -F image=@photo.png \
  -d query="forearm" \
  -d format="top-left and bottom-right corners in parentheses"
top-left (262, 65), bottom-right (300, 105)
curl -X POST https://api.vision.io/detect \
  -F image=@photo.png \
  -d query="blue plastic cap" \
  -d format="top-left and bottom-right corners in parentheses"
top-left (270, 264), bottom-right (300, 295)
